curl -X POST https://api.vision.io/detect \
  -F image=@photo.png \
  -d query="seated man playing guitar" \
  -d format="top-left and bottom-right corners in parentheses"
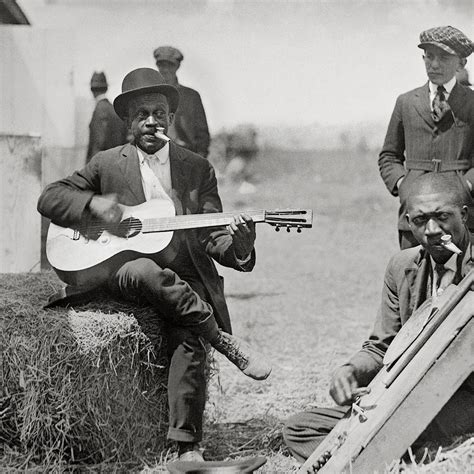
top-left (284, 172), bottom-right (474, 463)
top-left (38, 67), bottom-right (271, 462)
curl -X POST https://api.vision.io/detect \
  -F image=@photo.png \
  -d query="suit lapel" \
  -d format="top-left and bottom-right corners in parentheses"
top-left (405, 249), bottom-right (430, 312)
top-left (413, 83), bottom-right (435, 128)
top-left (117, 144), bottom-right (146, 203)
top-left (448, 82), bottom-right (467, 124)
top-left (169, 143), bottom-right (191, 215)
top-left (460, 237), bottom-right (474, 278)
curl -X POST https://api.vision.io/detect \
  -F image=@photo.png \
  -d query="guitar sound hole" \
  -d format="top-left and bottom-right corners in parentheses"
top-left (117, 217), bottom-right (142, 238)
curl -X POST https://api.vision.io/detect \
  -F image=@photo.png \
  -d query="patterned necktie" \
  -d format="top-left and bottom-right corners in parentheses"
top-left (434, 262), bottom-right (454, 297)
top-left (431, 85), bottom-right (450, 122)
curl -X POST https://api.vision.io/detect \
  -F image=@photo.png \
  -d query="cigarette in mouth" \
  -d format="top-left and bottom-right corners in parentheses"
top-left (440, 235), bottom-right (462, 255)
top-left (154, 128), bottom-right (170, 142)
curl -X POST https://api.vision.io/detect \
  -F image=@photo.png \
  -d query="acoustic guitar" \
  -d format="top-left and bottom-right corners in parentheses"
top-left (46, 199), bottom-right (312, 287)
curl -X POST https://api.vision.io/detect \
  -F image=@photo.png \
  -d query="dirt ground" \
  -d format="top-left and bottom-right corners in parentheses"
top-left (197, 147), bottom-right (401, 471)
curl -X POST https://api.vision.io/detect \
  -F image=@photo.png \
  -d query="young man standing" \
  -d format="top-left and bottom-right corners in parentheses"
top-left (378, 26), bottom-right (474, 249)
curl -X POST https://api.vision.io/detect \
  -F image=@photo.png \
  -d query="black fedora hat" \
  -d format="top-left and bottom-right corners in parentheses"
top-left (113, 68), bottom-right (179, 119)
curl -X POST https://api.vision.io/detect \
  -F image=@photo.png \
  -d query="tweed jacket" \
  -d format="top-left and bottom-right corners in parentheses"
top-left (86, 98), bottom-right (128, 163)
top-left (348, 232), bottom-right (473, 385)
top-left (168, 84), bottom-right (210, 158)
top-left (38, 142), bottom-right (255, 333)
top-left (378, 82), bottom-right (474, 231)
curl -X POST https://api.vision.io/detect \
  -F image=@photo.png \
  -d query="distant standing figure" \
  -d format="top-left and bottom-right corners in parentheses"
top-left (86, 72), bottom-right (128, 163)
top-left (378, 26), bottom-right (474, 249)
top-left (154, 46), bottom-right (210, 158)
top-left (456, 67), bottom-right (472, 87)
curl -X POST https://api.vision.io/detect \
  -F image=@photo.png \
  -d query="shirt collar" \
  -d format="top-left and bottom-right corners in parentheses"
top-left (428, 76), bottom-right (456, 95)
top-left (430, 252), bottom-right (457, 273)
top-left (136, 142), bottom-right (170, 165)
top-left (94, 93), bottom-right (108, 103)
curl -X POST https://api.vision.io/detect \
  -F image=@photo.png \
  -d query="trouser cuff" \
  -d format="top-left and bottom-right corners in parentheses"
top-left (194, 313), bottom-right (220, 342)
top-left (168, 427), bottom-right (203, 443)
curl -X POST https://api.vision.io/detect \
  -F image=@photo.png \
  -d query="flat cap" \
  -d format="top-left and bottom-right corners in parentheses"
top-left (90, 71), bottom-right (108, 89)
top-left (153, 46), bottom-right (184, 65)
top-left (418, 26), bottom-right (473, 58)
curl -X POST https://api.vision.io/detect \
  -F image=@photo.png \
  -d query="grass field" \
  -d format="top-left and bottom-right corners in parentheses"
top-left (195, 147), bottom-right (400, 472)
top-left (197, 147), bottom-right (472, 473)
top-left (3, 147), bottom-right (472, 472)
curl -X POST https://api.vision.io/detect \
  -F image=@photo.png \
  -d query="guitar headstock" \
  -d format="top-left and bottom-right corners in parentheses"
top-left (264, 209), bottom-right (313, 233)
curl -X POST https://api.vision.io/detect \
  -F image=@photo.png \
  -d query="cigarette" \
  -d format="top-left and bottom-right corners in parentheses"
top-left (440, 235), bottom-right (462, 255)
top-left (154, 128), bottom-right (170, 142)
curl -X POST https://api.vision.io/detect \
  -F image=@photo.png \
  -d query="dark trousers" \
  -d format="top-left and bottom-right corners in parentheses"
top-left (107, 257), bottom-right (219, 443)
top-left (283, 381), bottom-right (474, 463)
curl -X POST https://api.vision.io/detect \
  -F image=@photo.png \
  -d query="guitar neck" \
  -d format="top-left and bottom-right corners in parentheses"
top-left (142, 210), bottom-right (267, 233)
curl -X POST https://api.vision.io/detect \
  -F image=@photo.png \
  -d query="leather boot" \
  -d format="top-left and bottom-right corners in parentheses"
top-left (212, 331), bottom-right (271, 380)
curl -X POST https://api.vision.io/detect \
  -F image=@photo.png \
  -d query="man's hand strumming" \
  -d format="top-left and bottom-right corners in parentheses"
top-left (88, 194), bottom-right (123, 224)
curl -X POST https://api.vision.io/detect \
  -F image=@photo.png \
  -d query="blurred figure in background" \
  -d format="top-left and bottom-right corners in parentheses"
top-left (154, 46), bottom-right (210, 158)
top-left (86, 72), bottom-right (128, 163)
top-left (456, 67), bottom-right (472, 87)
top-left (378, 26), bottom-right (474, 249)
top-left (223, 124), bottom-right (259, 194)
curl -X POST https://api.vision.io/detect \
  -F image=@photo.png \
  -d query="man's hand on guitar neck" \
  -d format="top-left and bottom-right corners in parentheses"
top-left (329, 365), bottom-right (370, 406)
top-left (87, 194), bottom-right (123, 224)
top-left (227, 214), bottom-right (256, 261)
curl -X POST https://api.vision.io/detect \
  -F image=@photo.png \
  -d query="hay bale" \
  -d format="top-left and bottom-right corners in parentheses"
top-left (387, 436), bottom-right (474, 473)
top-left (0, 272), bottom-right (170, 469)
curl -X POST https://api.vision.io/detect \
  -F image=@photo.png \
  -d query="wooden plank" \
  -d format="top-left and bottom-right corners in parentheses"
top-left (299, 292), bottom-right (474, 474)
top-left (0, 134), bottom-right (42, 272)
top-left (353, 317), bottom-right (473, 473)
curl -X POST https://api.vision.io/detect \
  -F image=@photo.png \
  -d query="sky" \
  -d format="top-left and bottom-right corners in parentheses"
top-left (17, 0), bottom-right (474, 132)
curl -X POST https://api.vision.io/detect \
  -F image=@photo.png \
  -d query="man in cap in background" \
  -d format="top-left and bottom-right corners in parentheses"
top-left (86, 71), bottom-right (128, 163)
top-left (154, 46), bottom-right (211, 158)
top-left (39, 67), bottom-right (270, 462)
top-left (378, 26), bottom-right (474, 249)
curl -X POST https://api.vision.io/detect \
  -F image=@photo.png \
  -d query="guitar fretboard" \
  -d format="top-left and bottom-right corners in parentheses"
top-left (142, 210), bottom-right (267, 233)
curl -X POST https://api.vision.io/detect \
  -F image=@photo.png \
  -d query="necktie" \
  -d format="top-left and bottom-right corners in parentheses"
top-left (434, 263), bottom-right (454, 297)
top-left (431, 86), bottom-right (450, 122)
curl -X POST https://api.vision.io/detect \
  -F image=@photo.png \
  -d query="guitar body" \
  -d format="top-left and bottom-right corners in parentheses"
top-left (47, 200), bottom-right (178, 286)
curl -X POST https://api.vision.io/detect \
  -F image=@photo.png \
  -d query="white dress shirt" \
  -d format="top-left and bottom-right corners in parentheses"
top-left (136, 144), bottom-right (173, 202)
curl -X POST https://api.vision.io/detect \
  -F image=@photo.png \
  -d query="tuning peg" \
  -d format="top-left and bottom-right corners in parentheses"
top-left (275, 225), bottom-right (280, 232)
top-left (286, 225), bottom-right (291, 232)
top-left (297, 226), bottom-right (302, 233)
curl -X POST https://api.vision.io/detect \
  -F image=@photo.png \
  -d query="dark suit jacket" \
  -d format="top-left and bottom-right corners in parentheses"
top-left (168, 84), bottom-right (210, 158)
top-left (348, 232), bottom-right (473, 385)
top-left (378, 82), bottom-right (474, 231)
top-left (38, 142), bottom-right (255, 333)
top-left (86, 98), bottom-right (128, 163)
